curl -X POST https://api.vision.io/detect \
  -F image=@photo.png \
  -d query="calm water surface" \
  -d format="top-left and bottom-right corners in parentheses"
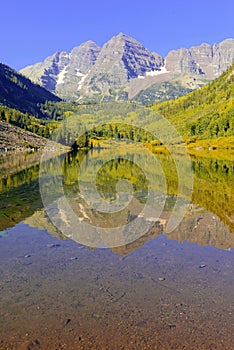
top-left (0, 149), bottom-right (233, 350)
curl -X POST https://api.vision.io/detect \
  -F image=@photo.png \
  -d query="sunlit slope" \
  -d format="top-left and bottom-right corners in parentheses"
top-left (151, 63), bottom-right (234, 141)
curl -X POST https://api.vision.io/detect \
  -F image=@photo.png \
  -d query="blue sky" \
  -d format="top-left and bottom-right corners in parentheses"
top-left (1, 0), bottom-right (233, 70)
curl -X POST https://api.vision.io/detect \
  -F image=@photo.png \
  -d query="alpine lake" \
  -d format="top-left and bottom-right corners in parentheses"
top-left (0, 143), bottom-right (233, 350)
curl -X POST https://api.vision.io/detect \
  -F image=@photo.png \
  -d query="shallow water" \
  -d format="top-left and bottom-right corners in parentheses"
top-left (0, 150), bottom-right (233, 350)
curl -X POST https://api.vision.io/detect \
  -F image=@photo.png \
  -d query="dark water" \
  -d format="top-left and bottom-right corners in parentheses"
top-left (0, 149), bottom-right (233, 350)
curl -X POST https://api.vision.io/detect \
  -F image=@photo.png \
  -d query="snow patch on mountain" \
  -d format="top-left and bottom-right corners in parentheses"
top-left (145, 66), bottom-right (170, 77)
top-left (76, 70), bottom-right (84, 77)
top-left (137, 67), bottom-right (170, 80)
top-left (57, 66), bottom-right (68, 85)
top-left (78, 72), bottom-right (89, 90)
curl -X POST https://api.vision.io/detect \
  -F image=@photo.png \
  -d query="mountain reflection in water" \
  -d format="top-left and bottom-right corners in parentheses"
top-left (0, 148), bottom-right (233, 350)
top-left (0, 148), bottom-right (233, 251)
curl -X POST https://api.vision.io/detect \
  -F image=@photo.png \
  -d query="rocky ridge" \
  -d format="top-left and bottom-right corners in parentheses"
top-left (20, 34), bottom-right (234, 102)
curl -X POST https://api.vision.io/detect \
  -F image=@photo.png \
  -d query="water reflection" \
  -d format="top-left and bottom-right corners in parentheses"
top-left (0, 152), bottom-right (42, 231)
top-left (0, 149), bottom-right (233, 349)
top-left (0, 149), bottom-right (233, 251)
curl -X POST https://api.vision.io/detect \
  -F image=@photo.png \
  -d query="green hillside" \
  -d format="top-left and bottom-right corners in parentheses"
top-left (1, 62), bottom-right (233, 151)
top-left (0, 103), bottom-right (59, 138)
top-left (0, 63), bottom-right (61, 118)
top-left (133, 81), bottom-right (193, 105)
top-left (151, 63), bottom-right (234, 141)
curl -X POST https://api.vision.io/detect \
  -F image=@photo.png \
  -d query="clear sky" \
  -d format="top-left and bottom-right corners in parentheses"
top-left (1, 0), bottom-right (233, 71)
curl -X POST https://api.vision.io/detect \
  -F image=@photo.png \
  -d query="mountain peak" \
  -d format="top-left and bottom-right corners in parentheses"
top-left (218, 38), bottom-right (234, 45)
top-left (113, 32), bottom-right (140, 44)
top-left (79, 40), bottom-right (100, 48)
top-left (79, 32), bottom-right (163, 93)
top-left (116, 31), bottom-right (128, 38)
top-left (19, 35), bottom-right (234, 102)
top-left (116, 32), bottom-right (131, 38)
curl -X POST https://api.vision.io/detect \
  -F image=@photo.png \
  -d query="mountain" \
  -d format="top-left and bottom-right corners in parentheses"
top-left (128, 38), bottom-right (234, 100)
top-left (165, 39), bottom-right (234, 79)
top-left (20, 34), bottom-right (234, 103)
top-left (20, 33), bottom-right (164, 101)
top-left (20, 41), bottom-right (101, 99)
top-left (24, 203), bottom-right (234, 253)
top-left (151, 63), bottom-right (234, 140)
top-left (0, 63), bottom-right (61, 117)
top-left (79, 33), bottom-right (163, 95)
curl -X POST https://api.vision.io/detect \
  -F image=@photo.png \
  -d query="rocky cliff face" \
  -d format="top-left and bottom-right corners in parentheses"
top-left (165, 48), bottom-right (204, 76)
top-left (20, 41), bottom-right (101, 97)
top-left (165, 39), bottom-right (234, 79)
top-left (19, 51), bottom-right (70, 92)
top-left (20, 34), bottom-right (234, 102)
top-left (56, 41), bottom-right (101, 98)
top-left (20, 33), bottom-right (164, 99)
top-left (80, 33), bottom-right (164, 95)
